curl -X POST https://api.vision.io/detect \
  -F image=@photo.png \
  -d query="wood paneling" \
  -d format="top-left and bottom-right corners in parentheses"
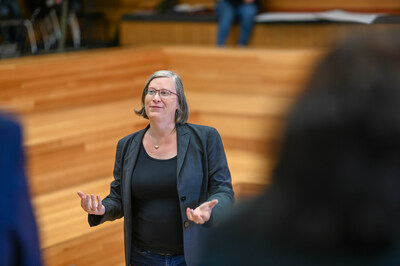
top-left (121, 21), bottom-right (400, 48)
top-left (0, 47), bottom-right (165, 114)
top-left (0, 45), bottom-right (325, 265)
top-left (35, 178), bottom-right (125, 265)
top-left (121, 22), bottom-right (219, 46)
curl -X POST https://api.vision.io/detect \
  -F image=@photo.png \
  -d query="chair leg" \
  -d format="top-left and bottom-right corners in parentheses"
top-left (68, 11), bottom-right (81, 48)
top-left (49, 9), bottom-right (62, 40)
top-left (44, 15), bottom-right (56, 48)
top-left (39, 20), bottom-right (51, 51)
top-left (23, 20), bottom-right (37, 54)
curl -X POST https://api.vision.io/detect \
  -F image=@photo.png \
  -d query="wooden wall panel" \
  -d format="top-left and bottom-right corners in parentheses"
top-left (164, 46), bottom-right (322, 96)
top-left (0, 47), bottom-right (166, 114)
top-left (34, 178), bottom-right (125, 265)
top-left (121, 22), bottom-right (219, 46)
top-left (24, 100), bottom-right (148, 196)
top-left (165, 46), bottom-right (324, 186)
top-left (121, 21), bottom-right (400, 48)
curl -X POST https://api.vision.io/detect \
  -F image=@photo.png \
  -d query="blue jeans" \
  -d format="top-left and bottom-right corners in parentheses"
top-left (216, 0), bottom-right (259, 46)
top-left (131, 244), bottom-right (186, 266)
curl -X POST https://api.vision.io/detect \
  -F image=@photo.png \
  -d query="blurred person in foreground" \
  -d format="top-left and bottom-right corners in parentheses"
top-left (216, 0), bottom-right (261, 46)
top-left (77, 70), bottom-right (234, 266)
top-left (0, 112), bottom-right (42, 265)
top-left (204, 30), bottom-right (400, 265)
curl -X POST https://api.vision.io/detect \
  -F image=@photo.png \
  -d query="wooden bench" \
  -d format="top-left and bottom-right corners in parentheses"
top-left (0, 45), bottom-right (324, 265)
top-left (82, 0), bottom-right (400, 47)
top-left (120, 15), bottom-right (400, 48)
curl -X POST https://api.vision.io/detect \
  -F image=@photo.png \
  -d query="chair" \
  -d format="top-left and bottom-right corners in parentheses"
top-left (0, 0), bottom-right (37, 57)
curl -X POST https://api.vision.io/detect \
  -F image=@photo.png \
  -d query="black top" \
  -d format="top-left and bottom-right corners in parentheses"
top-left (131, 143), bottom-right (183, 254)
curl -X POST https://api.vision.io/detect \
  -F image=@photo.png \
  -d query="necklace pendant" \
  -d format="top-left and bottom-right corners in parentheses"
top-left (154, 145), bottom-right (159, 149)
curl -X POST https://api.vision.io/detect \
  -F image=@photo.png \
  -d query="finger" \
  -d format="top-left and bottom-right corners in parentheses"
top-left (191, 209), bottom-right (204, 224)
top-left (96, 195), bottom-right (103, 210)
top-left (208, 199), bottom-right (219, 209)
top-left (91, 194), bottom-right (97, 211)
top-left (79, 193), bottom-right (85, 208)
top-left (187, 208), bottom-right (193, 221)
top-left (188, 209), bottom-right (197, 223)
top-left (78, 191), bottom-right (86, 209)
top-left (190, 209), bottom-right (198, 221)
top-left (202, 199), bottom-right (219, 210)
top-left (199, 199), bottom-right (218, 211)
top-left (188, 208), bottom-right (200, 223)
top-left (85, 195), bottom-right (91, 212)
top-left (77, 191), bottom-right (85, 198)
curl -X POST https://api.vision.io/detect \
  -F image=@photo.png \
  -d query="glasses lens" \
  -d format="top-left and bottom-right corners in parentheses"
top-left (146, 88), bottom-right (175, 98)
top-left (146, 89), bottom-right (156, 96)
top-left (160, 90), bottom-right (171, 97)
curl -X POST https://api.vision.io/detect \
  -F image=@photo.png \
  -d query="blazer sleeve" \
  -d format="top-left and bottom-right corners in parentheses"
top-left (204, 127), bottom-right (235, 227)
top-left (88, 137), bottom-right (125, 226)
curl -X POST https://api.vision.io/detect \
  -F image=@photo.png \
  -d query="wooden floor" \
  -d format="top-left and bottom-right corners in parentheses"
top-left (0, 46), bottom-right (325, 265)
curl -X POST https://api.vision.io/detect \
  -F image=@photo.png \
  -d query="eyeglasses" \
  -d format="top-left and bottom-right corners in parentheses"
top-left (145, 88), bottom-right (178, 98)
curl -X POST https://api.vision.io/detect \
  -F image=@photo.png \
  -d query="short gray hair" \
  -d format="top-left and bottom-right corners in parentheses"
top-left (134, 70), bottom-right (189, 124)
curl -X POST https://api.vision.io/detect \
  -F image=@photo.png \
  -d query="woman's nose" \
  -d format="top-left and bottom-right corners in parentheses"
top-left (152, 92), bottom-right (161, 101)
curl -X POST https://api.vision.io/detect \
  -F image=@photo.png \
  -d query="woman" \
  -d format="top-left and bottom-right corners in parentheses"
top-left (77, 70), bottom-right (234, 266)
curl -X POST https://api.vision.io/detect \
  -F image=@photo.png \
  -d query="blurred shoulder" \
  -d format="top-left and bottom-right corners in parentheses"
top-left (0, 113), bottom-right (21, 132)
top-left (0, 112), bottom-right (22, 142)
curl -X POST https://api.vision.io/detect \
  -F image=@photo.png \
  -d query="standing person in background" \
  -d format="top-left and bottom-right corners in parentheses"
top-left (0, 113), bottom-right (42, 266)
top-left (77, 70), bottom-right (234, 266)
top-left (216, 0), bottom-right (261, 46)
top-left (204, 30), bottom-right (400, 265)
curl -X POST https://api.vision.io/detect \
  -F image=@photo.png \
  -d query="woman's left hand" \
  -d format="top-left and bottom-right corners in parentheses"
top-left (186, 199), bottom-right (219, 224)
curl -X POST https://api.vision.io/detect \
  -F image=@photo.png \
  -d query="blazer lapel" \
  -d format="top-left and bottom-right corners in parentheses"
top-left (120, 126), bottom-right (147, 266)
top-left (177, 124), bottom-right (190, 179)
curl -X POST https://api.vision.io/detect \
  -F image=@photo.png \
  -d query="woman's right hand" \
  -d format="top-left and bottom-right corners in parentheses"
top-left (77, 191), bottom-right (105, 215)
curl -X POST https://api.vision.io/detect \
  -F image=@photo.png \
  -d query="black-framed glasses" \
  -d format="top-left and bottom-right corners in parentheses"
top-left (145, 88), bottom-right (178, 98)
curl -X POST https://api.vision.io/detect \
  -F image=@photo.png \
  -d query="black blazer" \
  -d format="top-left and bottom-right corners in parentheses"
top-left (89, 123), bottom-right (235, 265)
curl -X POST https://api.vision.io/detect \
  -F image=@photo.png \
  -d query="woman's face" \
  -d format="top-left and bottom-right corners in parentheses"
top-left (144, 77), bottom-right (178, 124)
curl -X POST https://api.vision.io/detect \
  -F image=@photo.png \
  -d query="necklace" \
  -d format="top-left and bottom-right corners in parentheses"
top-left (149, 127), bottom-right (176, 149)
